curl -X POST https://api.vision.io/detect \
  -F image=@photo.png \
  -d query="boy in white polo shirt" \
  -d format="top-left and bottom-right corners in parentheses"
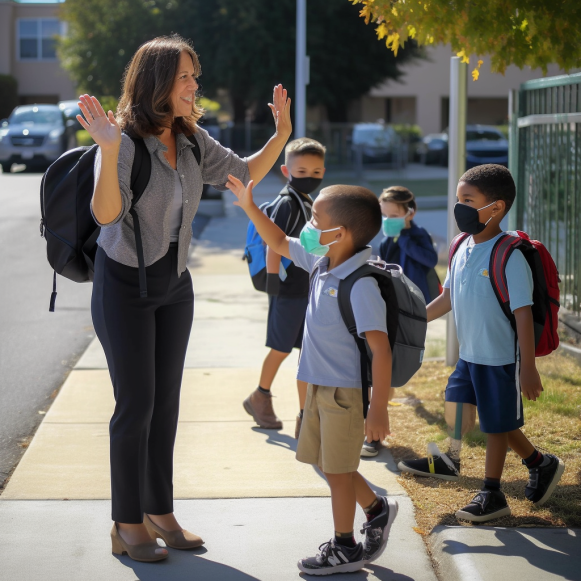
top-left (227, 175), bottom-right (398, 575)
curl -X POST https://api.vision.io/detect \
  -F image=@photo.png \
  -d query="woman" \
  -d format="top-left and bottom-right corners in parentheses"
top-left (77, 35), bottom-right (291, 562)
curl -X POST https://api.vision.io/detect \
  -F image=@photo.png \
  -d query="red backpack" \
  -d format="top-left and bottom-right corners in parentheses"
top-left (448, 231), bottom-right (560, 356)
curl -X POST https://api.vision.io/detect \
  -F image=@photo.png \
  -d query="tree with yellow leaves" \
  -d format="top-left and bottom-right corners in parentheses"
top-left (351, 0), bottom-right (581, 78)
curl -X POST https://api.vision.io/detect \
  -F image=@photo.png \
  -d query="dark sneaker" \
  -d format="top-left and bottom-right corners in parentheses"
top-left (243, 388), bottom-right (283, 429)
top-left (398, 443), bottom-right (460, 481)
top-left (361, 439), bottom-right (380, 457)
top-left (362, 497), bottom-right (399, 563)
top-left (455, 489), bottom-right (511, 522)
top-left (297, 539), bottom-right (366, 575)
top-left (524, 454), bottom-right (565, 506)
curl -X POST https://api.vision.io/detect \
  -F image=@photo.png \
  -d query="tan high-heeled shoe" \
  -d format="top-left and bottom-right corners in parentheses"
top-left (111, 523), bottom-right (168, 562)
top-left (143, 514), bottom-right (204, 550)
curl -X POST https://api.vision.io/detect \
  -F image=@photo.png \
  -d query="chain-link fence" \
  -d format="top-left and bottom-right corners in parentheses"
top-left (509, 73), bottom-right (581, 317)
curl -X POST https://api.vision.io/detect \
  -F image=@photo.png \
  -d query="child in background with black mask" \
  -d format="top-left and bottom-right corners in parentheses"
top-left (243, 138), bottom-right (326, 439)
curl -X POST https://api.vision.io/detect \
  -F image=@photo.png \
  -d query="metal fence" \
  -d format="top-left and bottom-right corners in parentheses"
top-left (509, 73), bottom-right (581, 317)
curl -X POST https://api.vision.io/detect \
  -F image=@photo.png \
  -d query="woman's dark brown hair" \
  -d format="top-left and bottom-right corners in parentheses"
top-left (379, 185), bottom-right (417, 213)
top-left (117, 35), bottom-right (203, 138)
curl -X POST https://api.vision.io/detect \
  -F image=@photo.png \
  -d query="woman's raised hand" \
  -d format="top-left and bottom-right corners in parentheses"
top-left (268, 84), bottom-right (292, 140)
top-left (77, 95), bottom-right (121, 152)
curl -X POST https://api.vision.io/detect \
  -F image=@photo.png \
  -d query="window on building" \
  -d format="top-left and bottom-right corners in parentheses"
top-left (18, 19), bottom-right (61, 61)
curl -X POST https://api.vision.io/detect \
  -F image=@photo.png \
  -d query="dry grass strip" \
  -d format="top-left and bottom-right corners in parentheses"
top-left (383, 353), bottom-right (581, 533)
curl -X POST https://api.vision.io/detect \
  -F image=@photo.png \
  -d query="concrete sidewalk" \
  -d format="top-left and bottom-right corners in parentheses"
top-left (0, 174), bottom-right (437, 580)
top-left (1, 172), bottom-right (577, 581)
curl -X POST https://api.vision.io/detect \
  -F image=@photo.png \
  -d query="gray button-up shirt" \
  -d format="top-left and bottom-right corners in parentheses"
top-left (92, 127), bottom-right (249, 275)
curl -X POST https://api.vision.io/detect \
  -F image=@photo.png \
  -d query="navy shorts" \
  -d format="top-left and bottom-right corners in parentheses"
top-left (266, 295), bottom-right (308, 353)
top-left (445, 359), bottom-right (524, 434)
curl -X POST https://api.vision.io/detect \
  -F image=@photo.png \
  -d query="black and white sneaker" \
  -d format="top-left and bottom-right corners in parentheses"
top-left (524, 454), bottom-right (565, 506)
top-left (398, 443), bottom-right (460, 481)
top-left (297, 539), bottom-right (366, 575)
top-left (455, 489), bottom-right (511, 522)
top-left (361, 439), bottom-right (380, 457)
top-left (362, 497), bottom-right (399, 563)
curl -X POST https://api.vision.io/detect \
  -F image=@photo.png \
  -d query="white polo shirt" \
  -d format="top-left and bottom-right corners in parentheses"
top-left (289, 238), bottom-right (387, 388)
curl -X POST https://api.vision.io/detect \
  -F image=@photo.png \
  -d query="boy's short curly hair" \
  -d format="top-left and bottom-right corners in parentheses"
top-left (379, 185), bottom-right (417, 213)
top-left (459, 164), bottom-right (516, 215)
top-left (285, 137), bottom-right (326, 165)
top-left (319, 185), bottom-right (381, 249)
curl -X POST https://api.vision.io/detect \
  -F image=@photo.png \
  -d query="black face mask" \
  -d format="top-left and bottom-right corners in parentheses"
top-left (453, 201), bottom-right (495, 235)
top-left (288, 175), bottom-right (323, 195)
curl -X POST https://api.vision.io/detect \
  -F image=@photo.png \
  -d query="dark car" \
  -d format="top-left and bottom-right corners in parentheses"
top-left (0, 104), bottom-right (78, 173)
top-left (426, 125), bottom-right (509, 168)
top-left (417, 133), bottom-right (448, 165)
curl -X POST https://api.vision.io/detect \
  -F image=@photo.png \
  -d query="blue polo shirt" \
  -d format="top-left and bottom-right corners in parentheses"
top-left (444, 232), bottom-right (534, 366)
top-left (288, 238), bottom-right (387, 388)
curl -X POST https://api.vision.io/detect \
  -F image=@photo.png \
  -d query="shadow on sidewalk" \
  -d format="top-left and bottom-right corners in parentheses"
top-left (116, 551), bottom-right (262, 580)
top-left (300, 564), bottom-right (415, 580)
top-left (439, 527), bottom-right (580, 579)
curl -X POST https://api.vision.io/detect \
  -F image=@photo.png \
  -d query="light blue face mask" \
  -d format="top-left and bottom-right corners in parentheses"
top-left (299, 221), bottom-right (341, 256)
top-left (382, 216), bottom-right (406, 237)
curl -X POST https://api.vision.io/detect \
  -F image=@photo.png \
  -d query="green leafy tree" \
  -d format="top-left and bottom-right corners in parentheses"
top-left (58, 0), bottom-right (177, 96)
top-left (171, 0), bottom-right (423, 122)
top-left (58, 0), bottom-right (423, 121)
top-left (351, 0), bottom-right (581, 78)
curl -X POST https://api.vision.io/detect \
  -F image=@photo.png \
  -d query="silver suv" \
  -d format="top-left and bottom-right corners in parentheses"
top-left (0, 104), bottom-right (77, 173)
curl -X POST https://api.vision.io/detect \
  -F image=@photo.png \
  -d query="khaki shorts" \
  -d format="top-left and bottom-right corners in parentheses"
top-left (296, 384), bottom-right (365, 474)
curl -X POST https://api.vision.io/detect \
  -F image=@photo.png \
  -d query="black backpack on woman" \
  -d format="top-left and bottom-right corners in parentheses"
top-left (40, 135), bottom-right (200, 311)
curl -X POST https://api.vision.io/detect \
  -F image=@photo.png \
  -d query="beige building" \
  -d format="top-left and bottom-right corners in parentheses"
top-left (356, 44), bottom-right (568, 135)
top-left (0, 0), bottom-right (75, 105)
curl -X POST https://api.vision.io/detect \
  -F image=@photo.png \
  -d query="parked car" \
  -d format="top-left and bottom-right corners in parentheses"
top-left (58, 100), bottom-right (84, 133)
top-left (417, 133), bottom-right (448, 165)
top-left (0, 104), bottom-right (78, 173)
top-left (350, 122), bottom-right (401, 163)
top-left (431, 125), bottom-right (509, 168)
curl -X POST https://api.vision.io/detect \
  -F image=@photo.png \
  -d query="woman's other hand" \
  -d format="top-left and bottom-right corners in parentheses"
top-left (77, 95), bottom-right (121, 153)
top-left (268, 84), bottom-right (292, 140)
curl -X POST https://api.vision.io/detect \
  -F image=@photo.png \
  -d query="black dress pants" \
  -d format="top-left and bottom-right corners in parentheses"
top-left (91, 244), bottom-right (194, 523)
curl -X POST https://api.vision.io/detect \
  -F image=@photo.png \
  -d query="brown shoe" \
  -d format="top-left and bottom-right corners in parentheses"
top-left (243, 388), bottom-right (283, 429)
top-left (295, 413), bottom-right (302, 439)
top-left (143, 514), bottom-right (204, 550)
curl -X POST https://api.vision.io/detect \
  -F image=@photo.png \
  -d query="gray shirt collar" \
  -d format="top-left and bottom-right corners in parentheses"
top-left (317, 246), bottom-right (372, 280)
top-left (144, 132), bottom-right (198, 155)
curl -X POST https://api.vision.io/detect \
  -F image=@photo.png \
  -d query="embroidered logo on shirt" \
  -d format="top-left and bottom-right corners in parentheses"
top-left (323, 287), bottom-right (338, 298)
top-left (479, 268), bottom-right (490, 278)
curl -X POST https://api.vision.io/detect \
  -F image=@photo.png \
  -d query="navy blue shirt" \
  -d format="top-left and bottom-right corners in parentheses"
top-left (379, 221), bottom-right (438, 302)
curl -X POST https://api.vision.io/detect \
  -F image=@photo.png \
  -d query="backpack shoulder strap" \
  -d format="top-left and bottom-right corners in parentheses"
top-left (488, 233), bottom-right (523, 333)
top-left (337, 263), bottom-right (390, 419)
top-left (187, 134), bottom-right (201, 165)
top-left (448, 232), bottom-right (470, 269)
top-left (128, 136), bottom-right (151, 206)
top-left (337, 264), bottom-right (391, 337)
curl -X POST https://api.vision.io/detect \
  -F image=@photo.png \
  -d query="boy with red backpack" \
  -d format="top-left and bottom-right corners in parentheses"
top-left (399, 164), bottom-right (564, 522)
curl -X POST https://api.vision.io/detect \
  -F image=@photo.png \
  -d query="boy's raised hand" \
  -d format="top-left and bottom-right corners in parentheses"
top-left (227, 175), bottom-right (255, 212)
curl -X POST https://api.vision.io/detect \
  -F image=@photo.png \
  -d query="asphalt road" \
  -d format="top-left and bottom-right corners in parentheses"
top-left (0, 170), bottom-right (95, 488)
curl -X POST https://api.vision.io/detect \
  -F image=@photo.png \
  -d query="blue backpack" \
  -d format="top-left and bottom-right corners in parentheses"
top-left (244, 188), bottom-right (309, 292)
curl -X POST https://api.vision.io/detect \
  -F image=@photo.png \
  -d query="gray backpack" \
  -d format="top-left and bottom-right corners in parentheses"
top-left (338, 260), bottom-right (427, 416)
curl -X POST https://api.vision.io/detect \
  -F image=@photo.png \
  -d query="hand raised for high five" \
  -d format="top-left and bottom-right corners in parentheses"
top-left (268, 84), bottom-right (292, 140)
top-left (226, 175), bottom-right (255, 212)
top-left (76, 94), bottom-right (121, 152)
